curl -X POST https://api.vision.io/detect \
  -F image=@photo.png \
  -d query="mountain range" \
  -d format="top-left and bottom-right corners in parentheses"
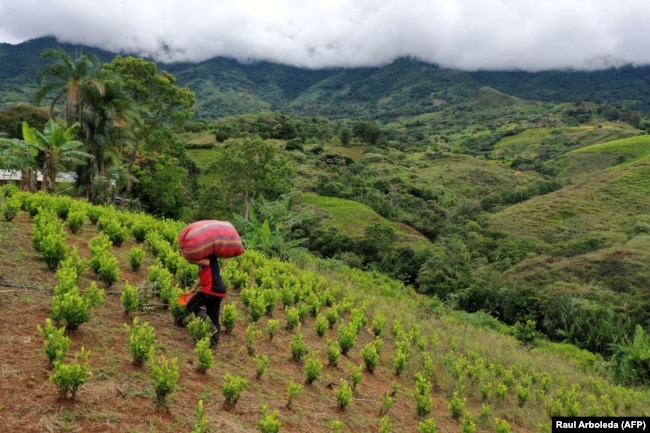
top-left (3, 36), bottom-right (650, 120)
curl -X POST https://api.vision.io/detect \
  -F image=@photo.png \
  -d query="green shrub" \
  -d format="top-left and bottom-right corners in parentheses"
top-left (257, 403), bottom-right (281, 433)
top-left (221, 303), bottom-right (237, 334)
top-left (245, 323), bottom-right (259, 355)
top-left (449, 392), bottom-right (465, 420)
top-left (516, 384), bottom-right (531, 406)
top-left (494, 382), bottom-right (508, 401)
top-left (350, 364), bottom-right (362, 390)
top-left (169, 286), bottom-right (189, 326)
top-left (86, 205), bottom-right (102, 225)
top-left (195, 337), bottom-right (214, 373)
top-left (50, 347), bottom-right (90, 401)
top-left (262, 288), bottom-right (279, 316)
top-left (610, 325), bottom-right (650, 386)
top-left (147, 262), bottom-right (173, 297)
top-left (88, 233), bottom-right (112, 273)
top-left (121, 282), bottom-right (140, 316)
top-left (335, 379), bottom-right (353, 411)
top-left (280, 285), bottom-right (295, 308)
top-left (151, 355), bottom-right (179, 405)
top-left (254, 354), bottom-right (269, 379)
top-left (128, 246), bottom-right (145, 271)
top-left (99, 215), bottom-right (128, 246)
top-left (191, 400), bottom-right (208, 433)
top-left (54, 265), bottom-right (79, 296)
top-left (83, 281), bottom-right (105, 309)
top-left (495, 418), bottom-right (512, 433)
top-left (125, 317), bottom-right (156, 367)
top-left (60, 246), bottom-right (86, 281)
top-left (326, 338), bottom-right (340, 366)
top-left (379, 416), bottom-right (391, 433)
top-left (97, 252), bottom-right (120, 287)
top-left (34, 218), bottom-right (68, 269)
top-left (371, 311), bottom-right (387, 337)
top-left (222, 373), bottom-right (248, 409)
top-left (38, 318), bottom-right (71, 367)
top-left (2, 196), bottom-right (20, 221)
top-left (176, 259), bottom-right (197, 288)
top-left (393, 349), bottom-right (408, 376)
top-left (315, 314), bottom-right (328, 337)
top-left (338, 322), bottom-right (357, 356)
top-left (461, 413), bottom-right (476, 433)
top-left (66, 206), bottom-right (86, 234)
top-left (286, 380), bottom-right (303, 409)
top-left (187, 316), bottom-right (212, 343)
top-left (418, 419), bottom-right (437, 433)
top-left (326, 307), bottom-right (338, 328)
top-left (266, 318), bottom-right (279, 340)
top-left (50, 289), bottom-right (90, 331)
top-left (361, 341), bottom-right (380, 373)
top-left (304, 354), bottom-right (323, 385)
top-left (130, 218), bottom-right (150, 243)
top-left (54, 196), bottom-right (72, 220)
top-left (290, 327), bottom-right (310, 362)
top-left (414, 373), bottom-right (432, 418)
top-left (249, 291), bottom-right (266, 322)
top-left (285, 305), bottom-right (300, 330)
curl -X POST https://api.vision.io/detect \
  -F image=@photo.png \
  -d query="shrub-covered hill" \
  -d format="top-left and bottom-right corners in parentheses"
top-left (1, 190), bottom-right (650, 432)
top-left (477, 137), bottom-right (650, 334)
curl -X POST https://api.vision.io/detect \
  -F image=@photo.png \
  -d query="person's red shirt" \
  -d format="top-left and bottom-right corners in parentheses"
top-left (198, 255), bottom-right (227, 297)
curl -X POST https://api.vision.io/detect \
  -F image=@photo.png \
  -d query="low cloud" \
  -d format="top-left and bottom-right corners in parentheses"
top-left (1, 0), bottom-right (649, 71)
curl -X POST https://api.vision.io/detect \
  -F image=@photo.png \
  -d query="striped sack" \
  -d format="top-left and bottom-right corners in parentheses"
top-left (178, 220), bottom-right (245, 260)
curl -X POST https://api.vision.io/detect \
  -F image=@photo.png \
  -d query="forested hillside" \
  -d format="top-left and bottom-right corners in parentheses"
top-left (3, 37), bottom-right (650, 120)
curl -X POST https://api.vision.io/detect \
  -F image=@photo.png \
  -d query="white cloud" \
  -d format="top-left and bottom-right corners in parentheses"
top-left (1, 0), bottom-right (649, 70)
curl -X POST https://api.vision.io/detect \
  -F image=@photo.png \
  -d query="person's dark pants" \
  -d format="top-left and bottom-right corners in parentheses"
top-left (186, 292), bottom-right (223, 347)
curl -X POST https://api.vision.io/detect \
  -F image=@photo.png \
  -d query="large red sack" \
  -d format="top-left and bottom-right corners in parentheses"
top-left (178, 220), bottom-right (244, 260)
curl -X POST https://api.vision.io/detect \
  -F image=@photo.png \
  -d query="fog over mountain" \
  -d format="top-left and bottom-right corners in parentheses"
top-left (1, 0), bottom-right (650, 71)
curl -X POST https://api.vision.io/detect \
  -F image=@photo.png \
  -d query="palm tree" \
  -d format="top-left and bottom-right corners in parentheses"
top-left (22, 119), bottom-right (92, 193)
top-left (79, 70), bottom-right (141, 202)
top-left (34, 48), bottom-right (102, 126)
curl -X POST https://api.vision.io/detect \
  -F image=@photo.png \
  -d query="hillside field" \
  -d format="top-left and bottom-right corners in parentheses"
top-left (1, 192), bottom-right (650, 433)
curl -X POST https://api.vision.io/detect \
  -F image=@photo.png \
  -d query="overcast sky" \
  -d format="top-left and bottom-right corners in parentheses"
top-left (1, 0), bottom-right (649, 71)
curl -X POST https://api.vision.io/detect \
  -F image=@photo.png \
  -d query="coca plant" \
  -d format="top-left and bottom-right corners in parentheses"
top-left (125, 317), bottom-right (156, 367)
top-left (38, 318), bottom-right (71, 368)
top-left (32, 207), bottom-right (68, 269)
top-left (151, 355), bottom-right (179, 405)
top-left (50, 347), bottom-right (91, 401)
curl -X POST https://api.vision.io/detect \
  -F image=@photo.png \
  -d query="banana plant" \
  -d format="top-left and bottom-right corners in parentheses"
top-left (234, 200), bottom-right (307, 260)
top-left (22, 119), bottom-right (92, 193)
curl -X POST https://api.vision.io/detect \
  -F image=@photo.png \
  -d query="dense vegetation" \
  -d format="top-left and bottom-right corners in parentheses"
top-left (1, 39), bottom-right (650, 399)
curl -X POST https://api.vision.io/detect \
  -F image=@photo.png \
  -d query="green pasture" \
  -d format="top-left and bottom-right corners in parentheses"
top-left (299, 193), bottom-right (432, 250)
top-left (573, 134), bottom-right (650, 165)
top-left (495, 122), bottom-right (640, 160)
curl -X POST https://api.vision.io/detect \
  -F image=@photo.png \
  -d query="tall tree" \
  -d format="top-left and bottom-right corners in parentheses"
top-left (104, 56), bottom-right (195, 151)
top-left (206, 138), bottom-right (293, 220)
top-left (34, 47), bottom-right (102, 126)
top-left (102, 56), bottom-right (196, 213)
top-left (79, 70), bottom-right (140, 200)
top-left (22, 119), bottom-right (91, 193)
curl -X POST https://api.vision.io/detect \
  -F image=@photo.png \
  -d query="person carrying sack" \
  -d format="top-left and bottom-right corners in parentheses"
top-left (185, 254), bottom-right (227, 348)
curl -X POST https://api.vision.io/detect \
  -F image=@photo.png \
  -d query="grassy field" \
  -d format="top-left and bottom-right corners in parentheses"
top-left (299, 193), bottom-right (433, 250)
